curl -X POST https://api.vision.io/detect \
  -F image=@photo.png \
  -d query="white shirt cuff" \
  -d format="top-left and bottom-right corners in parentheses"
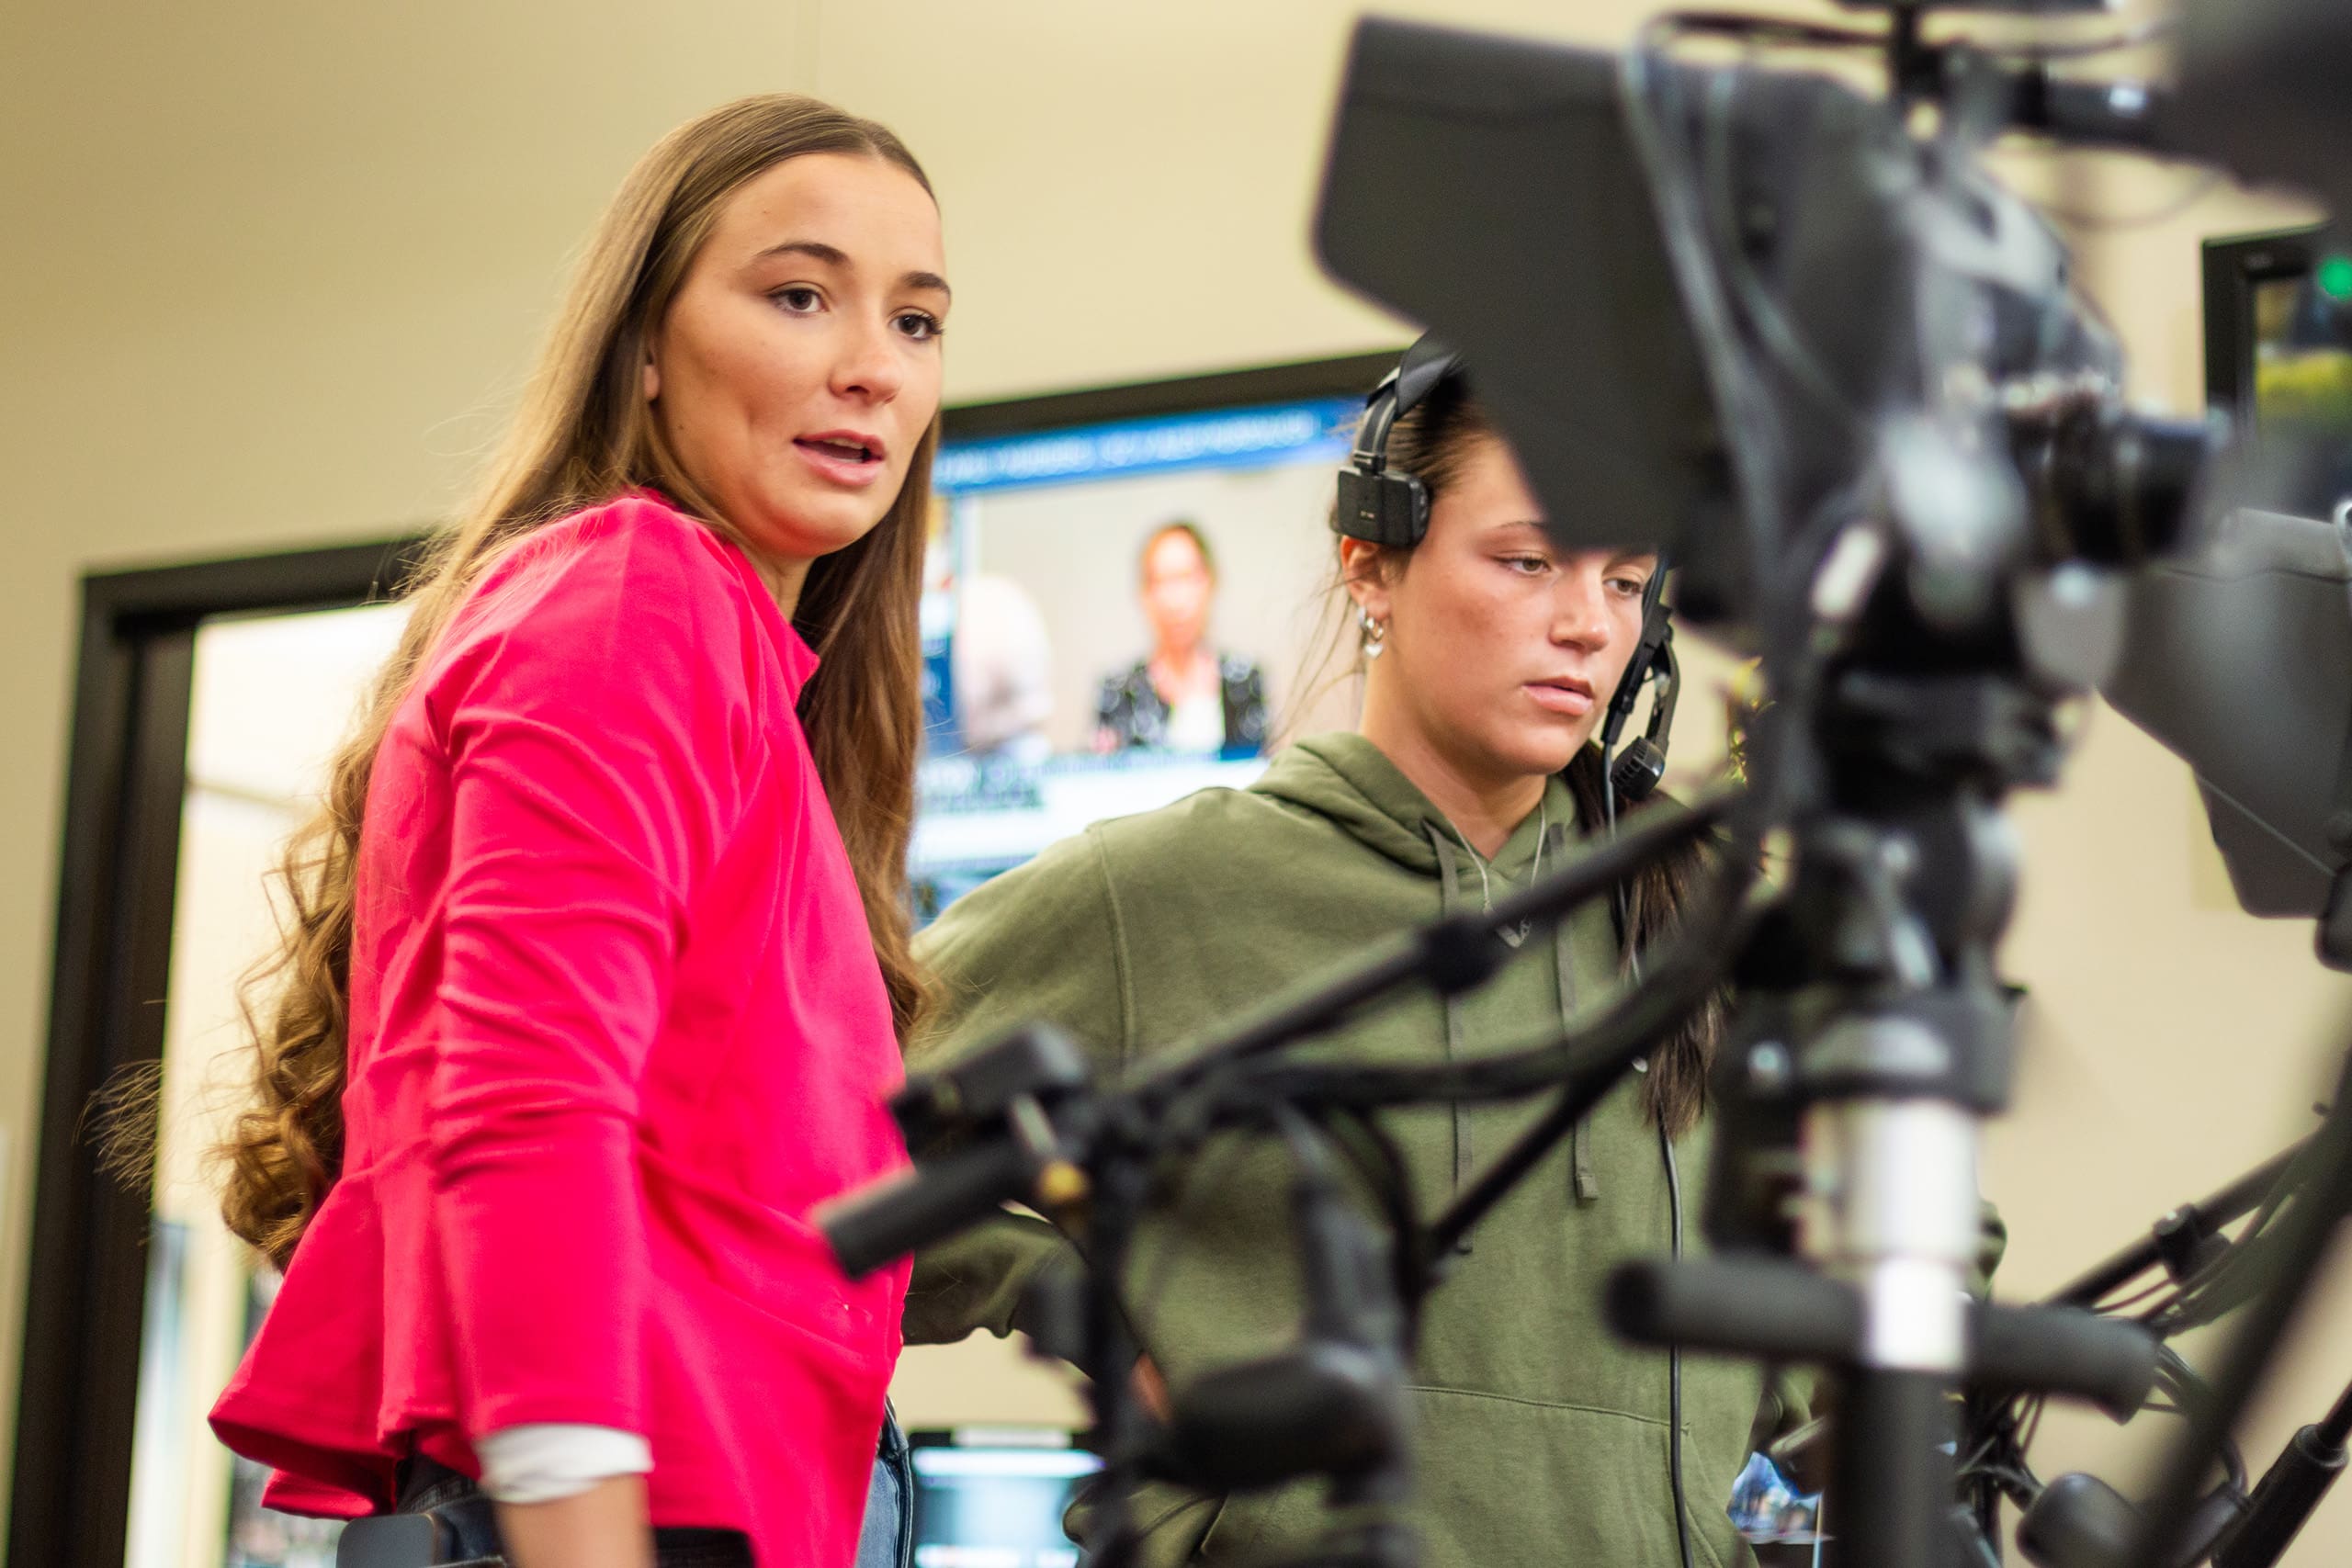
top-left (475, 1424), bottom-right (653, 1505)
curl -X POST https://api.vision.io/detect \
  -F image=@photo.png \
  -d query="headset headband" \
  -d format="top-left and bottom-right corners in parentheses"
top-left (1350, 334), bottom-right (1463, 474)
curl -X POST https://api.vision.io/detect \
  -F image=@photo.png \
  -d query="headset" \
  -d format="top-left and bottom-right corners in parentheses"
top-left (1339, 336), bottom-right (1679, 802)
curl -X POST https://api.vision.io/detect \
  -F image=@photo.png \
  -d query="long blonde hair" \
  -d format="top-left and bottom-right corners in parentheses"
top-left (220, 95), bottom-right (937, 1269)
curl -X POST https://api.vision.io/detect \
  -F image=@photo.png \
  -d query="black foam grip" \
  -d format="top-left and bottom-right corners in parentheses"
top-left (1606, 1256), bottom-right (1861, 1362)
top-left (1973, 1303), bottom-right (2158, 1423)
top-left (1613, 1260), bottom-right (2157, 1421)
top-left (818, 1136), bottom-right (1035, 1280)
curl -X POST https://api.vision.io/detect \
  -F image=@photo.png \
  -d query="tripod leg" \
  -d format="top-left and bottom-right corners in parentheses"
top-left (1826, 1370), bottom-right (1958, 1568)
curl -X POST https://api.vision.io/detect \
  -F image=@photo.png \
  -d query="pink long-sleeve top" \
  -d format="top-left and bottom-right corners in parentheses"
top-left (211, 492), bottom-right (911, 1568)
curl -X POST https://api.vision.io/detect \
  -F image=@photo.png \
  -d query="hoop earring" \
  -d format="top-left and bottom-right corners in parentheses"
top-left (1362, 612), bottom-right (1389, 660)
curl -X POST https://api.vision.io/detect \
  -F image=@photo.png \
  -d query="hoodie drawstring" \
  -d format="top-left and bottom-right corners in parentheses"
top-left (1428, 828), bottom-right (1477, 1251)
top-left (1549, 822), bottom-right (1600, 1204)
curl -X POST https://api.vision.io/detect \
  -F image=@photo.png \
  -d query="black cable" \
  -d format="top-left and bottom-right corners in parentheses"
top-left (1604, 698), bottom-right (1694, 1568)
top-left (2238, 1141), bottom-right (2319, 1256)
top-left (2144, 1140), bottom-right (2328, 1337)
top-left (1623, 19), bottom-right (1804, 586)
top-left (2092, 1277), bottom-right (2179, 1316)
top-left (2152, 1344), bottom-right (2248, 1494)
top-left (2089, 1157), bottom-right (2295, 1325)
top-left (1662, 1126), bottom-right (1696, 1568)
top-left (2147, 1209), bottom-right (2303, 1337)
top-left (1699, 54), bottom-right (1868, 435)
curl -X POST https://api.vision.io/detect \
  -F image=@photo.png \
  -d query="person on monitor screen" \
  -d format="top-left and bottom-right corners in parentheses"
top-left (922, 495), bottom-right (1055, 764)
top-left (202, 96), bottom-right (944, 1568)
top-left (1092, 520), bottom-right (1269, 756)
top-left (902, 359), bottom-right (2002, 1568)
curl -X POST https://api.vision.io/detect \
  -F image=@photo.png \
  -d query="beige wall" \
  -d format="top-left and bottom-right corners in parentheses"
top-left (6, 0), bottom-right (2350, 1556)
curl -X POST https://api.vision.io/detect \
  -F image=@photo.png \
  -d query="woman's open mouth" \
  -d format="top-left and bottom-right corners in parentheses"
top-left (793, 432), bottom-right (888, 487)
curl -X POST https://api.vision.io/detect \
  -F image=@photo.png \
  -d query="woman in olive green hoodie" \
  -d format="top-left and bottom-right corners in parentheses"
top-left (904, 362), bottom-right (1781, 1568)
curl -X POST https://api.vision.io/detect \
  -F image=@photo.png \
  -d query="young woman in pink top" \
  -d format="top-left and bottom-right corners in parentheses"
top-left (206, 96), bottom-right (947, 1568)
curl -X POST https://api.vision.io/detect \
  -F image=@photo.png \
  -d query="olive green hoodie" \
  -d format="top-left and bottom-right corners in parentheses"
top-left (906, 733), bottom-right (1786, 1568)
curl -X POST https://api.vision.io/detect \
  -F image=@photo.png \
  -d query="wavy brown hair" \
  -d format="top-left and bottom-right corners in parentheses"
top-left (220, 95), bottom-right (938, 1269)
top-left (1329, 370), bottom-right (1724, 1137)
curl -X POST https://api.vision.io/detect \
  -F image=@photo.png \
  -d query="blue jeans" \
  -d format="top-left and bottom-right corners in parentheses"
top-left (855, 1408), bottom-right (914, 1568)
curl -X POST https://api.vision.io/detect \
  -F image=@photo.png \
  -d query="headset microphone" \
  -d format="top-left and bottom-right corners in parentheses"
top-left (1601, 567), bottom-right (1679, 805)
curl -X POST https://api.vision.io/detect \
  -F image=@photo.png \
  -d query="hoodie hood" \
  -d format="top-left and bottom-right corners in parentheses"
top-left (1250, 731), bottom-right (1576, 878)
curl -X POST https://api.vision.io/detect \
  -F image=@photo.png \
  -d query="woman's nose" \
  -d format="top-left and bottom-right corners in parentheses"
top-left (1550, 574), bottom-right (1612, 649)
top-left (831, 318), bottom-right (905, 403)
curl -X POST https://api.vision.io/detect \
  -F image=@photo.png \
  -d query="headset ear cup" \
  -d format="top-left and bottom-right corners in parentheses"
top-left (1336, 468), bottom-right (1433, 547)
top-left (1397, 470), bottom-right (1431, 546)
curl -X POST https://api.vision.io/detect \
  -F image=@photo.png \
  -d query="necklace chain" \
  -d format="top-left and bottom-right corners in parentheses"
top-left (1458, 799), bottom-right (1546, 943)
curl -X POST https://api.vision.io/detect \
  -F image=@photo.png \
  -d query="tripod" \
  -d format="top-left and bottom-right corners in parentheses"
top-left (1606, 633), bottom-right (2168, 1566)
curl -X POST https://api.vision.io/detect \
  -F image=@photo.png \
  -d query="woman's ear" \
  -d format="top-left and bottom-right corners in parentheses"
top-left (640, 323), bottom-right (663, 402)
top-left (1340, 537), bottom-right (1393, 624)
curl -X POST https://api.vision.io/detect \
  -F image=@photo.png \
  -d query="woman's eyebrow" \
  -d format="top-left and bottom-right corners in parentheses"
top-left (752, 238), bottom-right (849, 268)
top-left (749, 238), bottom-right (952, 300)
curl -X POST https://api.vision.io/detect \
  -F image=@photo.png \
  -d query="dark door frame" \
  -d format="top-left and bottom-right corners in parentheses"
top-left (6, 349), bottom-right (1395, 1567)
top-left (9, 538), bottom-right (419, 1568)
